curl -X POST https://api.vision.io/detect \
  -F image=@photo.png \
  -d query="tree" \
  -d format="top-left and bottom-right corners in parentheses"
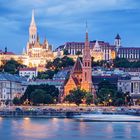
top-left (63, 49), bottom-right (69, 55)
top-left (76, 51), bottom-right (82, 56)
top-left (65, 88), bottom-right (86, 106)
top-left (85, 93), bottom-right (94, 105)
top-left (13, 97), bottom-right (21, 105)
top-left (20, 84), bottom-right (59, 105)
top-left (3, 59), bottom-right (26, 74)
top-left (96, 80), bottom-right (126, 106)
top-left (46, 56), bottom-right (74, 71)
top-left (30, 89), bottom-right (46, 105)
top-left (113, 57), bottom-right (140, 68)
top-left (37, 70), bottom-right (56, 79)
top-left (45, 94), bottom-right (54, 104)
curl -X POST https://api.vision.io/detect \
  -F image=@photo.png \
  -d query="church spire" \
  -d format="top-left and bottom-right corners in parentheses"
top-left (30, 9), bottom-right (36, 27)
top-left (29, 9), bottom-right (37, 44)
top-left (85, 21), bottom-right (88, 42)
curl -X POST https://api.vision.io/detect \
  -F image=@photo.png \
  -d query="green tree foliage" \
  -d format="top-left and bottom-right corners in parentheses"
top-left (63, 49), bottom-right (69, 55)
top-left (76, 51), bottom-right (82, 56)
top-left (37, 70), bottom-right (56, 79)
top-left (13, 97), bottom-right (21, 105)
top-left (85, 93), bottom-right (94, 105)
top-left (113, 57), bottom-right (140, 68)
top-left (30, 89), bottom-right (46, 105)
top-left (20, 84), bottom-right (59, 105)
top-left (46, 56), bottom-right (74, 71)
top-left (96, 80), bottom-right (127, 106)
top-left (65, 88), bottom-right (93, 106)
top-left (3, 59), bottom-right (25, 74)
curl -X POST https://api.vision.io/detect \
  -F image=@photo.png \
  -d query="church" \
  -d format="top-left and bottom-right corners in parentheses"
top-left (62, 27), bottom-right (94, 101)
top-left (22, 10), bottom-right (54, 71)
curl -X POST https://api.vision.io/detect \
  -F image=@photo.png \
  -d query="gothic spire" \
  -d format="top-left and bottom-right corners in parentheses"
top-left (85, 21), bottom-right (88, 42)
top-left (30, 9), bottom-right (36, 27)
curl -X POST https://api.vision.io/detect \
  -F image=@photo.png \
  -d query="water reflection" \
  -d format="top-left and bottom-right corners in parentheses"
top-left (0, 118), bottom-right (140, 140)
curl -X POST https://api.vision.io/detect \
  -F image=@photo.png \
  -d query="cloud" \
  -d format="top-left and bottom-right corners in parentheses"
top-left (0, 0), bottom-right (140, 53)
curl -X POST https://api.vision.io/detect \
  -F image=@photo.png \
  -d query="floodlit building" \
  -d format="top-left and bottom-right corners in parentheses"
top-left (0, 73), bottom-right (28, 105)
top-left (118, 75), bottom-right (140, 105)
top-left (62, 27), bottom-right (94, 101)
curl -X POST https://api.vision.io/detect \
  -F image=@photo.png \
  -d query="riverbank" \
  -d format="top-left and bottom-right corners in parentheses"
top-left (0, 106), bottom-right (140, 118)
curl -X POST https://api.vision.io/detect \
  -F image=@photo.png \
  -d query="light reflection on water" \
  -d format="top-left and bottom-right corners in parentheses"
top-left (0, 117), bottom-right (140, 140)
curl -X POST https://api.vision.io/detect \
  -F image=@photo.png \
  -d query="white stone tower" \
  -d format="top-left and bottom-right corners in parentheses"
top-left (29, 10), bottom-right (37, 44)
top-left (114, 34), bottom-right (121, 52)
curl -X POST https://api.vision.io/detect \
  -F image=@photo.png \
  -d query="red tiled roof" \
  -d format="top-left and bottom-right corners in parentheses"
top-left (4, 52), bottom-right (15, 55)
top-left (72, 57), bottom-right (83, 73)
top-left (20, 67), bottom-right (37, 71)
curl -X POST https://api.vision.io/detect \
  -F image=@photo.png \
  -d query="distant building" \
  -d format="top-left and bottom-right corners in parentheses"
top-left (29, 69), bottom-right (69, 90)
top-left (118, 47), bottom-right (140, 61)
top-left (56, 40), bottom-right (116, 61)
top-left (0, 73), bottom-right (28, 105)
top-left (19, 67), bottom-right (38, 79)
top-left (118, 75), bottom-right (140, 105)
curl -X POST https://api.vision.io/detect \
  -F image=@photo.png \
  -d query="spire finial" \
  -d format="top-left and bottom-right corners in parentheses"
top-left (85, 20), bottom-right (88, 42)
top-left (86, 20), bottom-right (88, 33)
top-left (31, 9), bottom-right (36, 26)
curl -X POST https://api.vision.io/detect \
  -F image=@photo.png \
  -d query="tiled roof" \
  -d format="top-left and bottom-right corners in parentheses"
top-left (72, 57), bottom-right (83, 73)
top-left (4, 52), bottom-right (15, 55)
top-left (0, 73), bottom-right (27, 82)
top-left (20, 68), bottom-right (37, 71)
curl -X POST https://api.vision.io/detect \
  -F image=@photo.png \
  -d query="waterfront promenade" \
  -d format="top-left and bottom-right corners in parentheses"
top-left (0, 105), bottom-right (140, 118)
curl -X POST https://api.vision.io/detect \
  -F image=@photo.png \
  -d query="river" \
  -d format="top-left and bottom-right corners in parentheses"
top-left (0, 116), bottom-right (140, 140)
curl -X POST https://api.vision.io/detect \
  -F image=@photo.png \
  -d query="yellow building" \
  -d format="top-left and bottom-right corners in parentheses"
top-left (91, 40), bottom-right (103, 61)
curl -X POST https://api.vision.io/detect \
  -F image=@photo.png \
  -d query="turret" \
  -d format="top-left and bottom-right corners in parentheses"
top-left (114, 34), bottom-right (121, 52)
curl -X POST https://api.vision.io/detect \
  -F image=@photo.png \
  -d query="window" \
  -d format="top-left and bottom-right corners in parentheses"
top-left (85, 72), bottom-right (87, 81)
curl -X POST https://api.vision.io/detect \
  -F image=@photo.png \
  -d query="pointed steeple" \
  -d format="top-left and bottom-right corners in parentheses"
top-left (85, 21), bottom-right (89, 42)
top-left (29, 9), bottom-right (37, 44)
top-left (115, 34), bottom-right (121, 40)
top-left (30, 9), bottom-right (36, 27)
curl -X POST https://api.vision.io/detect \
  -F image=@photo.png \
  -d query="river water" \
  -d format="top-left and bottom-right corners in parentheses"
top-left (0, 116), bottom-right (140, 140)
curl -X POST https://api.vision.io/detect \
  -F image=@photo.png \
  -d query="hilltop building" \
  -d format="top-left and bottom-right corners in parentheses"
top-left (0, 10), bottom-right (54, 72)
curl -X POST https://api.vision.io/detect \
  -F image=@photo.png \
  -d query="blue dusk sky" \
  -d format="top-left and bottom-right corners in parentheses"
top-left (0, 0), bottom-right (140, 53)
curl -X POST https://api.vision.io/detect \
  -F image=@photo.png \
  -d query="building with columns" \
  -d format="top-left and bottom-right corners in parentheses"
top-left (62, 27), bottom-right (94, 101)
top-left (56, 39), bottom-right (116, 62)
top-left (118, 75), bottom-right (140, 105)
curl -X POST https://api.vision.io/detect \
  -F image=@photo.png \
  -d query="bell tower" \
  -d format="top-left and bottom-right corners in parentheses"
top-left (114, 34), bottom-right (121, 52)
top-left (81, 23), bottom-right (92, 93)
top-left (29, 9), bottom-right (37, 44)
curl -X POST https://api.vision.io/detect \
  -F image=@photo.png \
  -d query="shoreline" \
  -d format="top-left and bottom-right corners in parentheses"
top-left (0, 106), bottom-right (140, 118)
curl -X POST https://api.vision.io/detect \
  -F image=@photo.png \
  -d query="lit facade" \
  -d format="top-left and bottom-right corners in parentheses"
top-left (62, 29), bottom-right (94, 100)
top-left (0, 10), bottom-right (55, 72)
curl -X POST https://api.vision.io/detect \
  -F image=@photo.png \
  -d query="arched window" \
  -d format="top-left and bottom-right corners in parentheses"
top-left (85, 72), bottom-right (87, 81)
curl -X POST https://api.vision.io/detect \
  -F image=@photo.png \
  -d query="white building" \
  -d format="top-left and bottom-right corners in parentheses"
top-left (118, 75), bottom-right (140, 105)
top-left (19, 67), bottom-right (38, 79)
top-left (0, 73), bottom-right (28, 105)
